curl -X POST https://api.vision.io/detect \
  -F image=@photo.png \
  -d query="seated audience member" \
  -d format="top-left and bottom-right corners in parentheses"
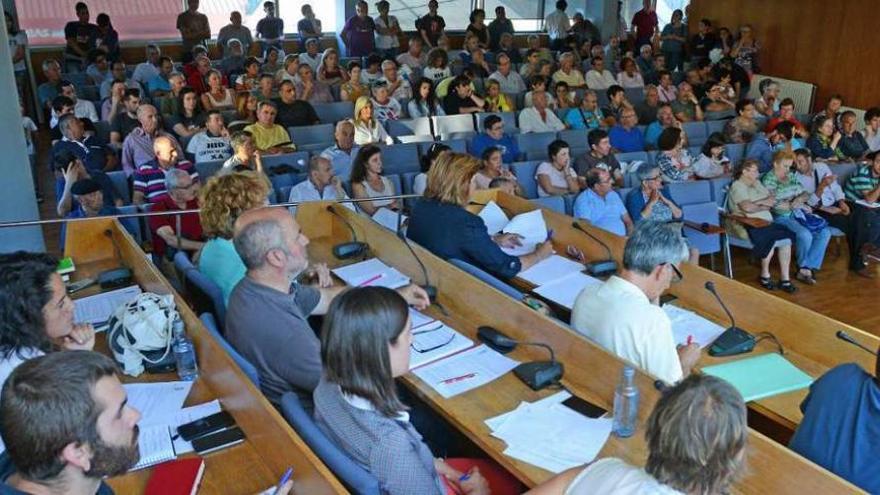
top-left (484, 79), bottom-right (514, 112)
top-left (656, 71), bottom-right (677, 103)
top-left (0, 351), bottom-right (149, 495)
top-left (148, 168), bottom-right (205, 262)
top-left (350, 96), bottom-right (393, 146)
top-left (488, 53), bottom-right (526, 94)
top-left (671, 82), bottom-right (704, 123)
top-left (408, 152), bottom-right (553, 278)
top-left (396, 36), bottom-right (427, 70)
top-left (530, 375), bottom-right (747, 495)
top-left (51, 150), bottom-right (118, 217)
top-left (243, 101), bottom-right (295, 153)
top-left (167, 87), bottom-right (206, 140)
top-left (725, 159), bottom-right (797, 291)
top-left (187, 110), bottom-right (232, 164)
top-left (693, 133), bottom-right (731, 179)
top-left (584, 55), bottom-right (616, 90)
top-left (700, 84), bottom-right (737, 121)
top-left (635, 84), bottom-right (661, 125)
top-left (625, 163), bottom-right (685, 224)
top-left (360, 54), bottom-right (384, 86)
top-left (298, 38), bottom-right (322, 72)
top-left (845, 151), bottom-right (880, 207)
top-left (85, 50), bottom-right (111, 85)
top-left (422, 48), bottom-right (452, 84)
top-left (121, 104), bottom-right (183, 176)
top-left (408, 77), bottom-right (446, 118)
top-left (864, 107), bottom-right (880, 152)
top-left (813, 94), bottom-right (844, 131)
top-left (132, 135), bottom-right (198, 204)
top-left (226, 207), bottom-right (427, 409)
top-left (101, 80), bottom-right (127, 123)
top-left (566, 89), bottom-right (605, 130)
top-left (519, 91), bottom-right (565, 134)
top-left (636, 45), bottom-right (656, 84)
top-left (443, 75), bottom-right (485, 115)
top-left (315, 286), bottom-right (520, 495)
top-left (571, 221), bottom-right (699, 384)
top-left (536, 139), bottom-right (579, 197)
top-left (413, 143), bottom-right (451, 195)
top-left (609, 107), bottom-right (645, 153)
top-left (523, 75), bottom-right (556, 109)
top-left (235, 57), bottom-right (262, 91)
top-left (52, 114), bottom-right (116, 174)
top-left (295, 63), bottom-right (334, 105)
top-left (746, 121), bottom-right (795, 173)
top-left (615, 57), bottom-right (644, 88)
top-left (159, 74), bottom-right (187, 115)
top-left (274, 80), bottom-right (319, 128)
top-left (380, 60), bottom-right (411, 100)
top-left (601, 85), bottom-right (628, 124)
top-left (473, 147), bottom-right (523, 196)
top-left (370, 80), bottom-right (402, 124)
top-left (489, 177), bottom-right (518, 196)
top-left (48, 96), bottom-right (79, 143)
top-left (37, 59), bottom-right (64, 111)
top-left (62, 178), bottom-right (120, 238)
top-left (656, 127), bottom-right (695, 182)
top-left (575, 129), bottom-right (623, 187)
top-left (553, 81), bottom-right (575, 111)
top-left (644, 103), bottom-right (680, 150)
top-left (132, 44), bottom-right (162, 87)
top-left (261, 46), bottom-right (283, 75)
top-left (766, 97), bottom-right (809, 139)
top-left (231, 93), bottom-right (259, 128)
top-left (201, 70), bottom-right (236, 111)
top-left (794, 149), bottom-right (879, 277)
top-left (838, 110), bottom-right (870, 161)
top-left (762, 150), bottom-right (831, 285)
top-left (186, 55), bottom-right (216, 94)
top-left (789, 347), bottom-right (880, 493)
top-left (198, 172), bottom-right (272, 304)
top-left (753, 78), bottom-right (780, 117)
top-left (350, 145), bottom-right (398, 216)
top-left (220, 41), bottom-right (246, 76)
top-left (552, 52), bottom-right (586, 89)
top-left (288, 156), bottom-right (353, 215)
top-left (723, 99), bottom-right (758, 144)
top-left (99, 60), bottom-right (142, 100)
top-left (573, 168), bottom-right (633, 236)
top-left (320, 121), bottom-right (358, 177)
top-left (255, 73), bottom-right (277, 102)
top-left (108, 89), bottom-right (142, 148)
top-left (518, 49), bottom-right (541, 79)
top-left (222, 131), bottom-right (264, 174)
top-left (807, 115), bottom-right (845, 162)
top-left (471, 115), bottom-right (520, 163)
top-left (52, 80), bottom-right (99, 126)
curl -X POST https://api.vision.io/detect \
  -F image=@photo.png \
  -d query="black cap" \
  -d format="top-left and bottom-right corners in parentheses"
top-left (70, 178), bottom-right (101, 195)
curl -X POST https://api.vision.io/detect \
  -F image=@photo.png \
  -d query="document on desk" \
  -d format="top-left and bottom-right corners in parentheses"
top-left (662, 304), bottom-right (726, 348)
top-left (412, 345), bottom-right (519, 399)
top-left (702, 353), bottom-right (813, 402)
top-left (532, 272), bottom-right (603, 310)
top-left (409, 319), bottom-right (475, 370)
top-left (125, 381), bottom-right (194, 428)
top-left (478, 201), bottom-right (549, 256)
top-left (132, 424), bottom-right (176, 471)
top-left (486, 391), bottom-right (613, 473)
top-left (331, 258), bottom-right (411, 289)
top-left (372, 207), bottom-right (407, 232)
top-left (518, 255), bottom-right (585, 286)
top-left (73, 285), bottom-right (142, 330)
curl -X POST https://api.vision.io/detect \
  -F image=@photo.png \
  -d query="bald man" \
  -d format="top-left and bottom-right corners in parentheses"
top-left (225, 207), bottom-right (429, 409)
top-left (132, 135), bottom-right (199, 204)
top-left (121, 104), bottom-right (184, 176)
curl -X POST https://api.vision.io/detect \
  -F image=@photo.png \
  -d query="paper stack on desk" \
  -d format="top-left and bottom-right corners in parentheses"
top-left (408, 309), bottom-right (474, 370)
top-left (74, 285), bottom-right (142, 331)
top-left (485, 391), bottom-right (613, 474)
top-left (518, 255), bottom-right (585, 286)
top-left (478, 201), bottom-right (549, 256)
top-left (412, 345), bottom-right (518, 399)
top-left (331, 258), bottom-right (411, 289)
top-left (662, 304), bottom-right (727, 348)
top-left (532, 272), bottom-right (603, 310)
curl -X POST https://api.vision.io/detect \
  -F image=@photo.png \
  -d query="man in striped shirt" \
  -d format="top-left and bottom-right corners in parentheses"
top-left (132, 135), bottom-right (199, 205)
top-left (844, 152), bottom-right (880, 203)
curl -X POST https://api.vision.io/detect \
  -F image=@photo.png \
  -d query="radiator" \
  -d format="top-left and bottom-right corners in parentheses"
top-left (747, 74), bottom-right (816, 115)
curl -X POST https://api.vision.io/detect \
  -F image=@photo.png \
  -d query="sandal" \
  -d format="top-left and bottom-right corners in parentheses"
top-left (779, 280), bottom-right (798, 293)
top-left (759, 276), bottom-right (775, 290)
top-left (796, 271), bottom-right (817, 285)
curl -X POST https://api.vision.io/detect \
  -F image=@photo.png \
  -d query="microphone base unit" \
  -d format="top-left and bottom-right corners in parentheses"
top-left (514, 361), bottom-right (564, 390)
top-left (421, 284), bottom-right (438, 303)
top-left (477, 326), bottom-right (517, 354)
top-left (584, 260), bottom-right (618, 278)
top-left (709, 326), bottom-right (756, 357)
top-left (98, 267), bottom-right (133, 290)
top-left (332, 241), bottom-right (369, 260)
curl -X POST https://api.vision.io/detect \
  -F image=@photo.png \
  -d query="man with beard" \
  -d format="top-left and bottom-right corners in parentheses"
top-left (0, 351), bottom-right (139, 494)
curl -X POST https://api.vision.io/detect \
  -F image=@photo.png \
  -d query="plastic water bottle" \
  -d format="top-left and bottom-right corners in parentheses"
top-left (612, 366), bottom-right (639, 438)
top-left (172, 317), bottom-right (199, 381)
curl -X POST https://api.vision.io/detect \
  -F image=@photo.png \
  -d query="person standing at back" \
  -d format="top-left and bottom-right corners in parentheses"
top-left (544, 0), bottom-right (570, 51)
top-left (631, 0), bottom-right (658, 52)
top-left (416, 0), bottom-right (446, 48)
top-left (63, 3), bottom-right (98, 73)
top-left (256, 1), bottom-right (285, 56)
top-left (487, 6), bottom-right (513, 51)
top-left (177, 0), bottom-right (211, 53)
top-left (342, 1), bottom-right (376, 58)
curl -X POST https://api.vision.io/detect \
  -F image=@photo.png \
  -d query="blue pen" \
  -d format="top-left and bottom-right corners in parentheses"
top-left (459, 472), bottom-right (471, 482)
top-left (546, 229), bottom-right (554, 241)
top-left (274, 467), bottom-right (294, 495)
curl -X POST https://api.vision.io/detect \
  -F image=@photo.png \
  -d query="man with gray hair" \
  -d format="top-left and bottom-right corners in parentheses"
top-left (287, 156), bottom-right (353, 215)
top-left (571, 221), bottom-right (700, 384)
top-left (50, 113), bottom-right (116, 174)
top-left (123, 105), bottom-right (185, 178)
top-left (320, 120), bottom-right (357, 177)
top-left (225, 207), bottom-right (428, 409)
top-left (488, 52), bottom-right (526, 94)
top-left (37, 59), bottom-right (63, 110)
top-left (147, 167), bottom-right (204, 262)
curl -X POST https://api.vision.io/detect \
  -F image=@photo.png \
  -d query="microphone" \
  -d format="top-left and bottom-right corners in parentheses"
top-left (836, 330), bottom-right (880, 355)
top-left (395, 210), bottom-right (438, 303)
top-left (477, 326), bottom-right (564, 390)
top-left (570, 221), bottom-right (618, 277)
top-left (326, 205), bottom-right (369, 259)
top-left (704, 281), bottom-right (756, 357)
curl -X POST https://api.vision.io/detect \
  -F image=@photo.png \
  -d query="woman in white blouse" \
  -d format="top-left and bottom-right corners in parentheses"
top-left (350, 144), bottom-right (399, 215)
top-left (350, 96), bottom-right (393, 146)
top-left (536, 139), bottom-right (579, 197)
top-left (616, 57), bottom-right (645, 89)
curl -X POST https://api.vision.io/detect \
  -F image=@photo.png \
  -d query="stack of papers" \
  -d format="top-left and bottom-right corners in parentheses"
top-left (409, 310), bottom-right (474, 369)
top-left (478, 201), bottom-right (548, 256)
top-left (662, 304), bottom-right (727, 348)
top-left (331, 258), bottom-right (411, 289)
top-left (518, 255), bottom-right (585, 286)
top-left (486, 391), bottom-right (613, 473)
top-left (532, 272), bottom-right (603, 310)
top-left (412, 345), bottom-right (519, 399)
top-left (74, 285), bottom-right (142, 331)
top-left (372, 207), bottom-right (407, 232)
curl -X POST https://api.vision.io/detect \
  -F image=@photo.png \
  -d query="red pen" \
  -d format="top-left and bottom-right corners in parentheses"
top-left (439, 373), bottom-right (477, 385)
top-left (686, 335), bottom-right (694, 346)
top-left (358, 273), bottom-right (384, 287)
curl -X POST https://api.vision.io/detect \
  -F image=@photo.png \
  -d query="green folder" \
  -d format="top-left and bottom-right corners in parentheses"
top-left (56, 257), bottom-right (75, 275)
top-left (701, 353), bottom-right (814, 402)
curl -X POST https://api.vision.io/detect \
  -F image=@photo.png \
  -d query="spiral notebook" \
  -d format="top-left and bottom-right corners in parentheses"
top-left (132, 425), bottom-right (177, 471)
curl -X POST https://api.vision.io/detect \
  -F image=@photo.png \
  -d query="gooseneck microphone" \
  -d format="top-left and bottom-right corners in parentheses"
top-left (396, 209), bottom-right (438, 303)
top-left (477, 326), bottom-right (563, 390)
top-left (570, 221), bottom-right (618, 277)
top-left (704, 281), bottom-right (756, 357)
top-left (327, 205), bottom-right (369, 259)
top-left (836, 330), bottom-right (880, 355)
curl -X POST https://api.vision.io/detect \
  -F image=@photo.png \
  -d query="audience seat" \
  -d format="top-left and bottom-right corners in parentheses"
top-left (94, 120), bottom-right (111, 144)
top-left (616, 187), bottom-right (632, 202)
top-left (115, 205), bottom-right (143, 245)
top-left (476, 111), bottom-right (517, 132)
top-left (614, 151), bottom-right (650, 187)
top-left (262, 151), bottom-right (310, 172)
top-left (76, 85), bottom-right (99, 102)
top-left (195, 159), bottom-right (225, 181)
top-left (668, 181), bottom-right (712, 206)
top-left (173, 252), bottom-right (227, 329)
top-left (681, 202), bottom-right (722, 258)
top-left (510, 161), bottom-right (542, 199)
top-left (706, 119), bottom-right (728, 136)
top-left (624, 87), bottom-right (645, 106)
top-left (434, 114), bottom-right (476, 137)
top-left (199, 313), bottom-right (260, 387)
top-left (377, 143), bottom-right (420, 175)
top-left (313, 102), bottom-right (355, 125)
top-left (724, 143), bottom-right (746, 164)
top-left (443, 131), bottom-right (476, 142)
top-left (397, 134), bottom-right (435, 144)
top-left (516, 132), bottom-right (557, 161)
top-left (62, 72), bottom-right (91, 88)
top-left (558, 129), bottom-right (588, 150)
top-left (682, 121), bottom-right (708, 148)
top-left (276, 185), bottom-right (293, 204)
top-left (709, 176), bottom-right (733, 207)
top-left (387, 117), bottom-right (433, 138)
top-left (106, 171), bottom-right (131, 204)
top-left (289, 123), bottom-right (335, 147)
top-left (268, 172), bottom-right (300, 195)
top-left (435, 138), bottom-right (468, 154)
top-left (531, 195), bottom-right (565, 214)
top-left (448, 259), bottom-right (524, 301)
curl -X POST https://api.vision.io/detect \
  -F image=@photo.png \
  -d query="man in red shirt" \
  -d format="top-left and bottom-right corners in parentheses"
top-left (765, 98), bottom-right (809, 139)
top-left (148, 168), bottom-right (204, 266)
top-left (631, 0), bottom-right (658, 49)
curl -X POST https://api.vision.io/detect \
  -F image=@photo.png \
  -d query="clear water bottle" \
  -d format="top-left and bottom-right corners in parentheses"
top-left (172, 317), bottom-right (199, 381)
top-left (612, 366), bottom-right (639, 438)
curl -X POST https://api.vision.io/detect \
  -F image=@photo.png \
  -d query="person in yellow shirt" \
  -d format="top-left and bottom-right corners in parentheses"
top-left (243, 101), bottom-right (295, 154)
top-left (484, 79), bottom-right (513, 112)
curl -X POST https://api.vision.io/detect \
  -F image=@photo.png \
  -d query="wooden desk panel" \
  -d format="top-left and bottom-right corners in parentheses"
top-left (64, 218), bottom-right (347, 495)
top-left (297, 201), bottom-right (864, 494)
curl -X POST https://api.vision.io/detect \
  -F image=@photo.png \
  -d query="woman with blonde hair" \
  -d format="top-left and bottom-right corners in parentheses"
top-left (407, 152), bottom-right (553, 279)
top-left (350, 96), bottom-right (392, 145)
top-left (317, 47), bottom-right (349, 87)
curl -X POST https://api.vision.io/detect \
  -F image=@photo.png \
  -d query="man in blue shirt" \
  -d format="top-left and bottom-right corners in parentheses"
top-left (644, 103), bottom-right (677, 150)
top-left (789, 357), bottom-right (880, 494)
top-left (37, 59), bottom-right (63, 111)
top-left (609, 107), bottom-right (645, 153)
top-left (573, 168), bottom-right (633, 236)
top-left (745, 122), bottom-right (794, 173)
top-left (470, 115), bottom-right (520, 163)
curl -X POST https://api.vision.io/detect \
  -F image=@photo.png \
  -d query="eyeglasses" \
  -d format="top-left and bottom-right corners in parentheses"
top-left (411, 322), bottom-right (455, 353)
top-left (664, 262), bottom-right (684, 283)
top-left (642, 175), bottom-right (661, 182)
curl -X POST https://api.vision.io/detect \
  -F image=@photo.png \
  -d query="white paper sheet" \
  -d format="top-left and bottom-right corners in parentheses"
top-left (409, 322), bottom-right (474, 370)
top-left (532, 272), bottom-right (603, 310)
top-left (478, 200), bottom-right (510, 235)
top-left (331, 258), bottom-right (411, 289)
top-left (171, 400), bottom-right (224, 455)
top-left (372, 207), bottom-right (406, 232)
top-left (517, 255), bottom-right (585, 286)
top-left (663, 304), bottom-right (727, 348)
top-left (412, 345), bottom-right (519, 399)
top-left (74, 285), bottom-right (142, 329)
top-left (409, 308), bottom-right (436, 329)
top-left (500, 209), bottom-right (548, 256)
top-left (125, 381), bottom-right (194, 428)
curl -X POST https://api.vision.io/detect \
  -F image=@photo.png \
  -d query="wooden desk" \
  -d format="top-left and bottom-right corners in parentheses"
top-left (471, 190), bottom-right (880, 436)
top-left (64, 218), bottom-right (347, 495)
top-left (296, 201), bottom-right (863, 494)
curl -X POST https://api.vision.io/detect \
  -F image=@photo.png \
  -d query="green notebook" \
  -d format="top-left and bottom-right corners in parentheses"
top-left (701, 353), bottom-right (814, 402)
top-left (56, 257), bottom-right (75, 275)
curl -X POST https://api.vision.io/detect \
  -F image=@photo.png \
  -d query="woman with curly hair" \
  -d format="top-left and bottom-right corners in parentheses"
top-left (197, 171), bottom-right (272, 304)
